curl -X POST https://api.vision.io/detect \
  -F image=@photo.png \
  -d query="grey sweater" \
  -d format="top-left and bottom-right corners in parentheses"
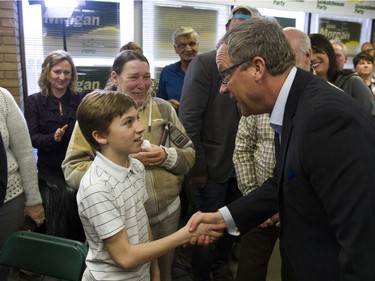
top-left (0, 87), bottom-right (42, 206)
top-left (335, 72), bottom-right (375, 116)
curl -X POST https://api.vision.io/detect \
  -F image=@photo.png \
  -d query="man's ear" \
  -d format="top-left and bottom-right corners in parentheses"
top-left (252, 56), bottom-right (266, 79)
top-left (92, 130), bottom-right (108, 145)
top-left (304, 49), bottom-right (312, 69)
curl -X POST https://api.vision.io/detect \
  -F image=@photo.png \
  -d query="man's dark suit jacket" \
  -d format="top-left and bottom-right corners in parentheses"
top-left (179, 50), bottom-right (241, 182)
top-left (227, 68), bottom-right (375, 280)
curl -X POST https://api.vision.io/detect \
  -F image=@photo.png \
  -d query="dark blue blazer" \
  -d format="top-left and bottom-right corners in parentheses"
top-left (227, 68), bottom-right (375, 281)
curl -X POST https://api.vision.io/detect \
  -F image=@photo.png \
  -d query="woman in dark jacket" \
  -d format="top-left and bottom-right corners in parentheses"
top-left (24, 50), bottom-right (85, 241)
top-left (25, 50), bottom-right (83, 180)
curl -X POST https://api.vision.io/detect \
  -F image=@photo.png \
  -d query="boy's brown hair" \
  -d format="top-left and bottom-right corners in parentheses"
top-left (77, 89), bottom-right (138, 151)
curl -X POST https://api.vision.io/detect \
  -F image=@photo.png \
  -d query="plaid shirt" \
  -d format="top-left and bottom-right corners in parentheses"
top-left (370, 77), bottom-right (375, 97)
top-left (233, 114), bottom-right (275, 195)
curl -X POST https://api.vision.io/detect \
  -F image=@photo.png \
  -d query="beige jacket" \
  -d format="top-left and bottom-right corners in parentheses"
top-left (62, 95), bottom-right (195, 225)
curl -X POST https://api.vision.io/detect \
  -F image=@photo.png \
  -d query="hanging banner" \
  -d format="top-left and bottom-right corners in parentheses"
top-left (180, 0), bottom-right (375, 18)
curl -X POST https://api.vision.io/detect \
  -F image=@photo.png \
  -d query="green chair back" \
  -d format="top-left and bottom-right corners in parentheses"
top-left (0, 231), bottom-right (88, 281)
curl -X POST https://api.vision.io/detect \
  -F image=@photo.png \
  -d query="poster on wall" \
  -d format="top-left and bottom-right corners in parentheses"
top-left (317, 18), bottom-right (361, 55)
top-left (310, 13), bottom-right (372, 57)
top-left (42, 1), bottom-right (120, 58)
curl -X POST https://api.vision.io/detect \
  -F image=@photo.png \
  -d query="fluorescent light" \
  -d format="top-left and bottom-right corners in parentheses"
top-left (45, 0), bottom-right (77, 8)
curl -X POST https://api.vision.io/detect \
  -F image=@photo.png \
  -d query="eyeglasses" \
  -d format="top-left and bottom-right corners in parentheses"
top-left (218, 59), bottom-right (249, 85)
top-left (175, 41), bottom-right (198, 49)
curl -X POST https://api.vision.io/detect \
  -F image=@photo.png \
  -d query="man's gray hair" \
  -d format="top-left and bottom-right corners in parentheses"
top-left (173, 26), bottom-right (199, 45)
top-left (217, 17), bottom-right (295, 76)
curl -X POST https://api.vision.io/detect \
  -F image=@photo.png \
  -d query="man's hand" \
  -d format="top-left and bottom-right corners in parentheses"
top-left (169, 99), bottom-right (180, 110)
top-left (258, 213), bottom-right (280, 228)
top-left (187, 211), bottom-right (227, 246)
top-left (131, 145), bottom-right (167, 168)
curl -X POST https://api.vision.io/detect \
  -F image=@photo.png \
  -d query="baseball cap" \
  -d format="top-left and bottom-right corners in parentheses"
top-left (231, 6), bottom-right (261, 20)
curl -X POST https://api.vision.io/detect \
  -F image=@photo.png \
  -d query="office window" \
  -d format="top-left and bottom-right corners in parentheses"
top-left (21, 0), bottom-right (133, 95)
top-left (258, 8), bottom-right (308, 31)
top-left (22, 0), bottom-right (230, 94)
top-left (142, 0), bottom-right (230, 79)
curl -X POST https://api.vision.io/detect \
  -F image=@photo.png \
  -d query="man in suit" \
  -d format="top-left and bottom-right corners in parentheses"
top-left (233, 27), bottom-right (313, 281)
top-left (190, 17), bottom-right (375, 281)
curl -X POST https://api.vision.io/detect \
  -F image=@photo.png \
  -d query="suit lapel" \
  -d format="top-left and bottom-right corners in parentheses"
top-left (276, 69), bottom-right (310, 190)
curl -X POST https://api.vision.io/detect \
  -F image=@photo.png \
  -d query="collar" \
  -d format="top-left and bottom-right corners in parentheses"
top-left (269, 66), bottom-right (297, 131)
top-left (95, 151), bottom-right (133, 182)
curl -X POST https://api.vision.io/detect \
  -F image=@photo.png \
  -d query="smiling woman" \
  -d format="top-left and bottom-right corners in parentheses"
top-left (24, 50), bottom-right (85, 180)
top-left (23, 50), bottom-right (86, 243)
top-left (309, 33), bottom-right (375, 116)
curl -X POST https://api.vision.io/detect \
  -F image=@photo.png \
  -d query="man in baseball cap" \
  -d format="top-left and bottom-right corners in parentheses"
top-left (229, 6), bottom-right (261, 29)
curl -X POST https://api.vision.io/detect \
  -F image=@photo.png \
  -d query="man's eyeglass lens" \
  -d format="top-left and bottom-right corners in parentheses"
top-left (176, 41), bottom-right (197, 49)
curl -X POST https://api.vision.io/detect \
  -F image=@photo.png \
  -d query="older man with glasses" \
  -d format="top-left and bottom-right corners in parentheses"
top-left (157, 26), bottom-right (199, 113)
top-left (190, 17), bottom-right (375, 281)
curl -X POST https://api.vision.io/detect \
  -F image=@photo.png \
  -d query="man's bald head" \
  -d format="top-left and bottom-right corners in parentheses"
top-left (283, 27), bottom-right (312, 72)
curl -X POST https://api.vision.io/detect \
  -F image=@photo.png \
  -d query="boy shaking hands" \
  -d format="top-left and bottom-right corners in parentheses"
top-left (76, 90), bottom-right (223, 281)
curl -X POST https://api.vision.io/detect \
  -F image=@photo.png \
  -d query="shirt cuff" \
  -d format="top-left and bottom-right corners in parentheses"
top-left (160, 146), bottom-right (177, 169)
top-left (219, 206), bottom-right (240, 236)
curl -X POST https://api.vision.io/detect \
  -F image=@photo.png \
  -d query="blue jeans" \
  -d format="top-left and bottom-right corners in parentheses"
top-left (191, 177), bottom-right (241, 281)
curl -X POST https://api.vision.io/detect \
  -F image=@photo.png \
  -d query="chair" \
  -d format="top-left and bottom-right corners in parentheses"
top-left (0, 231), bottom-right (88, 281)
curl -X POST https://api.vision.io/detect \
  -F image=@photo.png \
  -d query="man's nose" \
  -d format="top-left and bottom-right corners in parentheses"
top-left (219, 83), bottom-right (229, 95)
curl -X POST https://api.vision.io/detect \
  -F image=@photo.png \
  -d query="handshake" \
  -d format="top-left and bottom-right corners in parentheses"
top-left (183, 211), bottom-right (227, 246)
top-left (182, 211), bottom-right (280, 246)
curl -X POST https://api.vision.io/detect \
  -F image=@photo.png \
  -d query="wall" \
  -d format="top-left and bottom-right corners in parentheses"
top-left (0, 0), bottom-right (23, 106)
